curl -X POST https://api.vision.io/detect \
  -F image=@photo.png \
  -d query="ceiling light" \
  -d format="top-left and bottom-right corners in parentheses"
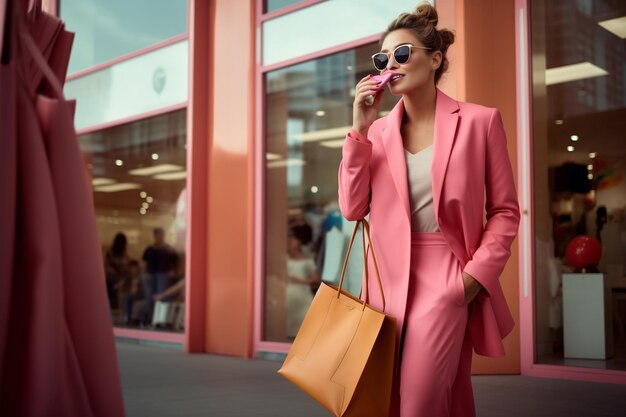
top-left (588, 173), bottom-right (594, 180)
top-left (598, 16), bottom-right (626, 39)
top-left (153, 171), bottom-right (187, 180)
top-left (94, 183), bottom-right (141, 192)
top-left (589, 152), bottom-right (597, 158)
top-left (545, 62), bottom-right (608, 85)
top-left (267, 159), bottom-right (306, 169)
top-left (140, 208), bottom-right (147, 215)
top-left (140, 191), bottom-right (147, 198)
top-left (316, 110), bottom-right (326, 117)
top-left (129, 164), bottom-right (183, 176)
top-left (146, 196), bottom-right (154, 203)
top-left (570, 135), bottom-right (579, 141)
top-left (151, 153), bottom-right (159, 160)
top-left (555, 119), bottom-right (564, 125)
top-left (266, 153), bottom-right (282, 160)
top-left (587, 164), bottom-right (593, 170)
top-left (567, 146), bottom-right (575, 152)
top-left (346, 65), bottom-right (353, 71)
top-left (142, 202), bottom-right (149, 209)
top-left (115, 159), bottom-right (123, 167)
top-left (311, 186), bottom-right (319, 193)
top-left (319, 139), bottom-right (345, 149)
top-left (92, 178), bottom-right (115, 186)
top-left (293, 126), bottom-right (350, 142)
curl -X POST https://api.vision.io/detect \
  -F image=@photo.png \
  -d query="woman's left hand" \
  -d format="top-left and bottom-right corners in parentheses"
top-left (462, 272), bottom-right (483, 304)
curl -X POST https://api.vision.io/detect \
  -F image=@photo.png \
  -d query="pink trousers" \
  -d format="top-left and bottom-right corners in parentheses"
top-left (390, 232), bottom-right (474, 417)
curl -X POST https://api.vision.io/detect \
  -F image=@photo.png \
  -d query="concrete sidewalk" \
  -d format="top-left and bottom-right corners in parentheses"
top-left (117, 341), bottom-right (626, 417)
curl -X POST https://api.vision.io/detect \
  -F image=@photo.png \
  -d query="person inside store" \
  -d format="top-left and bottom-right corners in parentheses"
top-left (285, 230), bottom-right (320, 339)
top-left (104, 232), bottom-right (130, 310)
top-left (337, 3), bottom-right (520, 416)
top-left (142, 227), bottom-right (180, 318)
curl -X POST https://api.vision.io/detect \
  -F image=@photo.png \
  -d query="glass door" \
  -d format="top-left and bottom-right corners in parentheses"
top-left (529, 0), bottom-right (626, 372)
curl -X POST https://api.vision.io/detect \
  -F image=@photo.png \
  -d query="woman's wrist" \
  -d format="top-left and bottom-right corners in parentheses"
top-left (462, 272), bottom-right (480, 286)
top-left (462, 272), bottom-right (483, 303)
top-left (351, 125), bottom-right (369, 137)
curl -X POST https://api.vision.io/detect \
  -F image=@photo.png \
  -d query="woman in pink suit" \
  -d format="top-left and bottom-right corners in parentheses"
top-left (338, 3), bottom-right (520, 417)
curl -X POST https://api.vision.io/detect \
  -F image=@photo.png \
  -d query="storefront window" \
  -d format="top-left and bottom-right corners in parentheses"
top-left (263, 43), bottom-right (398, 343)
top-left (60, 0), bottom-right (188, 74)
top-left (79, 110), bottom-right (187, 332)
top-left (531, 0), bottom-right (626, 370)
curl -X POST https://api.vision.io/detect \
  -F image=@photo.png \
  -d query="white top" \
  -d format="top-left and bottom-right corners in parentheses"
top-left (404, 146), bottom-right (440, 232)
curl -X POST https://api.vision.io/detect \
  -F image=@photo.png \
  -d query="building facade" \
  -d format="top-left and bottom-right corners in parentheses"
top-left (54, 0), bottom-right (626, 384)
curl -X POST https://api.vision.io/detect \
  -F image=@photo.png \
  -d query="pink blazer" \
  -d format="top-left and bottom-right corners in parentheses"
top-left (338, 89), bottom-right (520, 357)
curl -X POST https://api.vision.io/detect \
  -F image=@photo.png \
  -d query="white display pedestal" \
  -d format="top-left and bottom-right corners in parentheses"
top-left (563, 273), bottom-right (613, 359)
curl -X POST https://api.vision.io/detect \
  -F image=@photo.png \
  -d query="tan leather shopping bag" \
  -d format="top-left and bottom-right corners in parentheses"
top-left (278, 219), bottom-right (397, 417)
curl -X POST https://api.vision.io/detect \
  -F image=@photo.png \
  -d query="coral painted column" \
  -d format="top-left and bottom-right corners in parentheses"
top-left (187, 0), bottom-right (255, 357)
top-left (208, 0), bottom-right (255, 356)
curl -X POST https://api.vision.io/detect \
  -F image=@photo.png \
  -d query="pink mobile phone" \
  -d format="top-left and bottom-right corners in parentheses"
top-left (371, 73), bottom-right (393, 94)
top-left (365, 73), bottom-right (393, 105)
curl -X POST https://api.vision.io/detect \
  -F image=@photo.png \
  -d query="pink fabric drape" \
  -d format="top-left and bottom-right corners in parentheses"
top-left (0, 1), bottom-right (125, 415)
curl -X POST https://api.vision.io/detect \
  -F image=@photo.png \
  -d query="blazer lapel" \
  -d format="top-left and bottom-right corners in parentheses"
top-left (381, 99), bottom-right (411, 221)
top-left (431, 89), bottom-right (460, 222)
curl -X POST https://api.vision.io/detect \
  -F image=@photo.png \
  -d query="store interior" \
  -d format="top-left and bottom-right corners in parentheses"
top-left (80, 109), bottom-right (187, 331)
top-left (532, 0), bottom-right (626, 370)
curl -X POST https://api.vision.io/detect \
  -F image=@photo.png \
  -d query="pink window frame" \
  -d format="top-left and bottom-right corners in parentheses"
top-left (68, 33), bottom-right (189, 137)
top-left (59, 5), bottom-right (190, 346)
top-left (66, 33), bottom-right (189, 82)
top-left (515, 0), bottom-right (626, 384)
top-left (253, 0), bottom-right (381, 354)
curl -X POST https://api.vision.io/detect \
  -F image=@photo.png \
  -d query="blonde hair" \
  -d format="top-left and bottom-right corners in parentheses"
top-left (382, 3), bottom-right (455, 84)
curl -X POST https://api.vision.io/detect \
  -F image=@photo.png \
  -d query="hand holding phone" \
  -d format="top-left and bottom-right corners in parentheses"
top-left (353, 74), bottom-right (389, 135)
top-left (365, 73), bottom-right (393, 105)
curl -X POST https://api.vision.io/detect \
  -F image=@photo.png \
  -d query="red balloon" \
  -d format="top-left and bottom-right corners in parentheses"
top-left (565, 235), bottom-right (602, 269)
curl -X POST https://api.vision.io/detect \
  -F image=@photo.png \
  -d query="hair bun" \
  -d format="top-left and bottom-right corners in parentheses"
top-left (414, 3), bottom-right (438, 27)
top-left (439, 29), bottom-right (455, 51)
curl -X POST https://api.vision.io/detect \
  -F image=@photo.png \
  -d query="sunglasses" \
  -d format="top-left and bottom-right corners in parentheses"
top-left (371, 43), bottom-right (431, 71)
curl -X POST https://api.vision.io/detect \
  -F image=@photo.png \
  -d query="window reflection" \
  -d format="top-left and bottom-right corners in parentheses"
top-left (263, 43), bottom-right (397, 343)
top-left (80, 110), bottom-right (187, 332)
top-left (60, 0), bottom-right (188, 74)
top-left (531, 0), bottom-right (626, 369)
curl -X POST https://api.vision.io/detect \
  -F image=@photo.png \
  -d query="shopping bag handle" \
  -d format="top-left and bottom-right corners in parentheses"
top-left (361, 219), bottom-right (384, 310)
top-left (337, 219), bottom-right (385, 312)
